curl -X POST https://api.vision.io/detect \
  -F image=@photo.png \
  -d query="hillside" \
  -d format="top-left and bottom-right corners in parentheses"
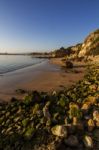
top-left (79, 29), bottom-right (99, 57)
top-left (52, 29), bottom-right (99, 60)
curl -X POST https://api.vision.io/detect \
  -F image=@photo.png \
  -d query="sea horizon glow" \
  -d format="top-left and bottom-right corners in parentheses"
top-left (0, 0), bottom-right (99, 53)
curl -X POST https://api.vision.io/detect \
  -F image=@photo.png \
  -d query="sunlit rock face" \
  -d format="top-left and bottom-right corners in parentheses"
top-left (79, 29), bottom-right (99, 57)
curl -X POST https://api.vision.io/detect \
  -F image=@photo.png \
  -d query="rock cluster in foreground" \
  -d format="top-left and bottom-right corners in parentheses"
top-left (0, 65), bottom-right (99, 150)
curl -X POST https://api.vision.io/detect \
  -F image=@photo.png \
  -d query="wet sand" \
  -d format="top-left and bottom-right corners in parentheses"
top-left (0, 58), bottom-right (86, 102)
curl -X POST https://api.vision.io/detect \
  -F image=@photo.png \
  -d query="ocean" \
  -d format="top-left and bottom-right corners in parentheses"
top-left (0, 55), bottom-right (44, 74)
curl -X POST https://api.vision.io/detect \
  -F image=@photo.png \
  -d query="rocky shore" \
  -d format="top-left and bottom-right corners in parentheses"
top-left (0, 64), bottom-right (99, 150)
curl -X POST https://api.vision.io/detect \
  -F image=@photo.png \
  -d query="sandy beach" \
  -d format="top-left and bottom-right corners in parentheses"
top-left (0, 58), bottom-right (86, 102)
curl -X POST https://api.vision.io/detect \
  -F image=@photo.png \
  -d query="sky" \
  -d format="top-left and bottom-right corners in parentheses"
top-left (0, 0), bottom-right (99, 53)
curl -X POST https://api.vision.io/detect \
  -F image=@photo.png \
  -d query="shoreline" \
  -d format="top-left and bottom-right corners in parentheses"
top-left (0, 58), bottom-right (86, 102)
top-left (0, 55), bottom-right (45, 75)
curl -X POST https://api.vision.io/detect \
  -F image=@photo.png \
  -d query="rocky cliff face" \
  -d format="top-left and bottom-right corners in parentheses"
top-left (79, 29), bottom-right (99, 57)
top-left (51, 29), bottom-right (99, 60)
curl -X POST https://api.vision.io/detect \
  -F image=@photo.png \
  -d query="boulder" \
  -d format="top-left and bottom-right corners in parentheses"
top-left (83, 135), bottom-right (93, 149)
top-left (93, 129), bottom-right (99, 142)
top-left (81, 103), bottom-right (90, 113)
top-left (51, 125), bottom-right (67, 137)
top-left (43, 101), bottom-right (51, 120)
top-left (65, 61), bottom-right (73, 68)
top-left (87, 119), bottom-right (95, 132)
top-left (22, 118), bottom-right (29, 127)
top-left (64, 135), bottom-right (79, 147)
top-left (93, 110), bottom-right (99, 122)
top-left (24, 127), bottom-right (35, 139)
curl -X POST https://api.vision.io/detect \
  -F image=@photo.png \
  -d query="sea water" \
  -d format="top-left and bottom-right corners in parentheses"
top-left (0, 55), bottom-right (44, 74)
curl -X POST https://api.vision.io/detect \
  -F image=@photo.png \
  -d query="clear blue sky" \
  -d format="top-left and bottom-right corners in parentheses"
top-left (0, 0), bottom-right (99, 53)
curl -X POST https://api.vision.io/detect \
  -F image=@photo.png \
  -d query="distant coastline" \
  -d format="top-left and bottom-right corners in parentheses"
top-left (0, 52), bottom-right (53, 59)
